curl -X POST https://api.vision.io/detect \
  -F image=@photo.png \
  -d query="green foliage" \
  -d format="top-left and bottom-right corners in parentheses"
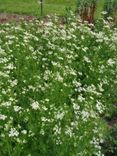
top-left (103, 124), bottom-right (117, 156)
top-left (0, 14), bottom-right (117, 156)
top-left (103, 0), bottom-right (117, 18)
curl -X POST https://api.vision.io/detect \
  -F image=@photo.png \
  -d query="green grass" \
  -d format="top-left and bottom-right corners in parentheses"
top-left (96, 0), bottom-right (105, 18)
top-left (0, 0), bottom-right (104, 17)
top-left (0, 0), bottom-right (76, 16)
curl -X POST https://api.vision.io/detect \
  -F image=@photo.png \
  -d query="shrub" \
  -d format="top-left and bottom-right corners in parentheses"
top-left (0, 15), bottom-right (117, 156)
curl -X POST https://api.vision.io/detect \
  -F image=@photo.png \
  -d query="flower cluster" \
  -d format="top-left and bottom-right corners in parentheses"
top-left (0, 14), bottom-right (117, 156)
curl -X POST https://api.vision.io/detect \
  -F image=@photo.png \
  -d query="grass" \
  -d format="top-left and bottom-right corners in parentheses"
top-left (96, 0), bottom-right (105, 18)
top-left (0, 0), bottom-right (105, 17)
top-left (0, 0), bottom-right (76, 16)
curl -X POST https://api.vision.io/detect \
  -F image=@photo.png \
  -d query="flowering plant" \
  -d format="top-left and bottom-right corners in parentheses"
top-left (0, 14), bottom-right (117, 156)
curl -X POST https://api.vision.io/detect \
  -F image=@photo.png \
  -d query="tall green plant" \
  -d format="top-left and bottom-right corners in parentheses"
top-left (103, 0), bottom-right (117, 19)
top-left (77, 0), bottom-right (98, 22)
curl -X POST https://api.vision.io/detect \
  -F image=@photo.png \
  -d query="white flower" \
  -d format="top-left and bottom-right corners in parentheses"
top-left (31, 101), bottom-right (40, 110)
top-left (98, 83), bottom-right (104, 92)
top-left (96, 101), bottom-right (104, 114)
top-left (14, 106), bottom-right (22, 112)
top-left (73, 103), bottom-right (80, 110)
top-left (0, 114), bottom-right (7, 120)
top-left (55, 111), bottom-right (64, 120)
top-left (45, 22), bottom-right (53, 27)
top-left (21, 130), bottom-right (27, 135)
top-left (56, 72), bottom-right (63, 82)
top-left (52, 61), bottom-right (58, 66)
top-left (82, 47), bottom-right (88, 52)
top-left (81, 110), bottom-right (90, 121)
top-left (107, 59), bottom-right (115, 66)
top-left (101, 11), bottom-right (107, 15)
top-left (9, 128), bottom-right (19, 137)
top-left (78, 95), bottom-right (85, 102)
top-left (40, 129), bottom-right (45, 135)
top-left (84, 56), bottom-right (91, 63)
top-left (6, 63), bottom-right (14, 70)
top-left (11, 79), bottom-right (18, 87)
top-left (65, 127), bottom-right (73, 137)
top-left (1, 101), bottom-right (11, 107)
top-left (53, 125), bottom-right (61, 135)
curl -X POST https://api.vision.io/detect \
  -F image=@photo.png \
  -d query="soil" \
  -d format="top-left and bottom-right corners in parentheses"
top-left (0, 13), bottom-right (66, 24)
top-left (108, 117), bottom-right (117, 128)
top-left (0, 13), bottom-right (36, 23)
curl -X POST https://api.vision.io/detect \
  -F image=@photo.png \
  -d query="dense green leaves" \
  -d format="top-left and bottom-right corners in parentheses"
top-left (0, 15), bottom-right (117, 156)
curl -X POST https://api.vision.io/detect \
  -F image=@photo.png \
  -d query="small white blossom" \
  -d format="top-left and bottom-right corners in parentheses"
top-left (9, 128), bottom-right (19, 137)
top-left (0, 114), bottom-right (7, 120)
top-left (31, 101), bottom-right (40, 110)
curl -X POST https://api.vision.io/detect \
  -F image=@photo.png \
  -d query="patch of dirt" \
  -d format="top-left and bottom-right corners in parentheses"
top-left (0, 13), bottom-right (36, 23)
top-left (108, 117), bottom-right (117, 128)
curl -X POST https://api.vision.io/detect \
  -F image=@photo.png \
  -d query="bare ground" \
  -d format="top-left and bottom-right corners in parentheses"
top-left (0, 13), bottom-right (36, 23)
